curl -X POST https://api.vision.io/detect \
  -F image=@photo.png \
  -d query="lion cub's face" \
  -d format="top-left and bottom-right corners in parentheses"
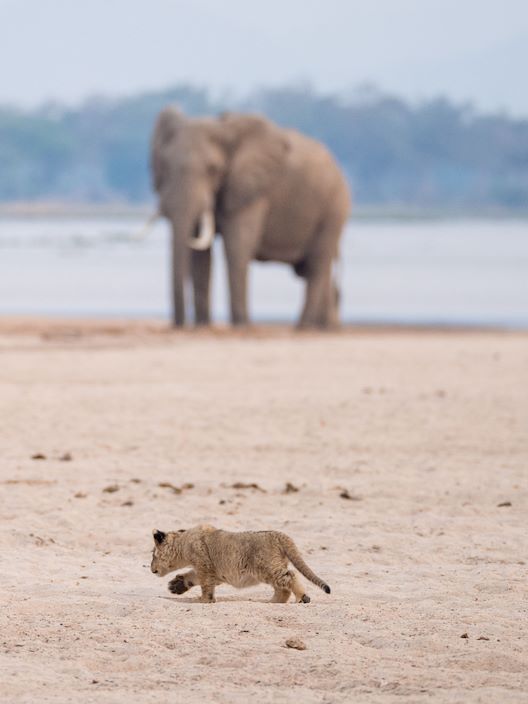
top-left (151, 528), bottom-right (187, 576)
top-left (151, 529), bottom-right (174, 577)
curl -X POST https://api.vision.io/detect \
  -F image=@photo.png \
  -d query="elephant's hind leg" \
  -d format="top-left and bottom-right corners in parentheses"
top-left (298, 258), bottom-right (334, 329)
top-left (298, 217), bottom-right (344, 329)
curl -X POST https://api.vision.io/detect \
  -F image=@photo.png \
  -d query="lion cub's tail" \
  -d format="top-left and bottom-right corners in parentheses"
top-left (278, 533), bottom-right (331, 594)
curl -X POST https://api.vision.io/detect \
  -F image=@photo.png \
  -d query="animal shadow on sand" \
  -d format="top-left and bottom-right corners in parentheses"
top-left (157, 594), bottom-right (285, 604)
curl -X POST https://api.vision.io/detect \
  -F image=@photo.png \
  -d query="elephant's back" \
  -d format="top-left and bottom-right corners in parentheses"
top-left (278, 129), bottom-right (349, 216)
top-left (258, 129), bottom-right (350, 262)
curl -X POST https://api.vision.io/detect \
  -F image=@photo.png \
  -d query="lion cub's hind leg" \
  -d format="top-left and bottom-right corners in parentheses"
top-left (290, 572), bottom-right (311, 603)
top-left (271, 586), bottom-right (292, 603)
top-left (270, 570), bottom-right (310, 604)
top-left (168, 569), bottom-right (198, 595)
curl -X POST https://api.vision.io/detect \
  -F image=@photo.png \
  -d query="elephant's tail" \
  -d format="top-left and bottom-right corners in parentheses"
top-left (277, 533), bottom-right (331, 594)
top-left (332, 257), bottom-right (342, 306)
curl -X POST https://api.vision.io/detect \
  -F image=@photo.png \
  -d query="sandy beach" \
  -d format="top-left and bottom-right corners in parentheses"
top-left (1, 321), bottom-right (527, 703)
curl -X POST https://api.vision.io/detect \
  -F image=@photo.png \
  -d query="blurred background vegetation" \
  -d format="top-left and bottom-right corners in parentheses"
top-left (1, 83), bottom-right (527, 210)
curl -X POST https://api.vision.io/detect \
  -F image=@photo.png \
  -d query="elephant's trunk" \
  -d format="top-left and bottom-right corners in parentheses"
top-left (188, 210), bottom-right (215, 251)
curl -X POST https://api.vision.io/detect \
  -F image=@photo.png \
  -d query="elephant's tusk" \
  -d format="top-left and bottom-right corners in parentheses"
top-left (188, 211), bottom-right (215, 251)
top-left (134, 211), bottom-right (159, 240)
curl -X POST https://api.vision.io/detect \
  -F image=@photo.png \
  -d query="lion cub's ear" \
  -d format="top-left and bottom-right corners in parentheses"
top-left (153, 529), bottom-right (167, 544)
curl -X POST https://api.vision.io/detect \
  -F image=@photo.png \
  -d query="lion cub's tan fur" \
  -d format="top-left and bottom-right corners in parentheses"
top-left (151, 524), bottom-right (331, 603)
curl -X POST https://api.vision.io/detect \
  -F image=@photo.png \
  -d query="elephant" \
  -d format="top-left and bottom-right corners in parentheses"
top-left (150, 106), bottom-right (351, 328)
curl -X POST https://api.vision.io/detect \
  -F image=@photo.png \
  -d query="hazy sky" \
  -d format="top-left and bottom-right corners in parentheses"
top-left (1, 0), bottom-right (527, 115)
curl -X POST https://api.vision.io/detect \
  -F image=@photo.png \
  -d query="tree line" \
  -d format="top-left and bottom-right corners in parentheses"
top-left (1, 83), bottom-right (527, 209)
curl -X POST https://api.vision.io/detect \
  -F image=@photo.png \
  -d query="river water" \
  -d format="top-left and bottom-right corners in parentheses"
top-left (0, 217), bottom-right (527, 327)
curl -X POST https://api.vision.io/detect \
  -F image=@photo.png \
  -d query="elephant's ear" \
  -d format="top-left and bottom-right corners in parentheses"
top-left (151, 106), bottom-right (184, 192)
top-left (219, 113), bottom-right (290, 213)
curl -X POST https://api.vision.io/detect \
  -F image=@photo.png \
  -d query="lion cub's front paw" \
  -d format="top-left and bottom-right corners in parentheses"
top-left (168, 575), bottom-right (190, 595)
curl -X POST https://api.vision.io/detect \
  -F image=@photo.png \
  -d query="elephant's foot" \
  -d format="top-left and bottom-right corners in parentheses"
top-left (296, 319), bottom-right (339, 331)
top-left (321, 319), bottom-right (341, 332)
top-left (296, 320), bottom-right (315, 331)
top-left (231, 317), bottom-right (251, 328)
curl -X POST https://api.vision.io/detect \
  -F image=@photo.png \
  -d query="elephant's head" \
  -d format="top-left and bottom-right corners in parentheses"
top-left (150, 106), bottom-right (289, 325)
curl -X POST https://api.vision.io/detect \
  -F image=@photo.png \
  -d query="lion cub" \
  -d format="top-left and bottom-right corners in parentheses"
top-left (150, 524), bottom-right (331, 604)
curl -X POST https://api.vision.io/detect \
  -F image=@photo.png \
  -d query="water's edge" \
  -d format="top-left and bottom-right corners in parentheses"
top-left (1, 218), bottom-right (527, 328)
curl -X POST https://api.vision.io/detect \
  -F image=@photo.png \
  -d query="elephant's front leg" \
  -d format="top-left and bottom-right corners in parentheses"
top-left (191, 248), bottom-right (212, 325)
top-left (222, 202), bottom-right (266, 326)
top-left (171, 225), bottom-right (191, 327)
top-left (224, 245), bottom-right (249, 325)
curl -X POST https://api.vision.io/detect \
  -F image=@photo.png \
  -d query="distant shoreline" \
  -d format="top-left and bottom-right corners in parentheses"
top-left (1, 202), bottom-right (528, 221)
top-left (0, 316), bottom-right (526, 338)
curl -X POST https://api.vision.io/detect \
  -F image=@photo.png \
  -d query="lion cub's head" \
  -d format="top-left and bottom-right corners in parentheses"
top-left (151, 529), bottom-right (182, 576)
top-left (151, 524), bottom-right (216, 576)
